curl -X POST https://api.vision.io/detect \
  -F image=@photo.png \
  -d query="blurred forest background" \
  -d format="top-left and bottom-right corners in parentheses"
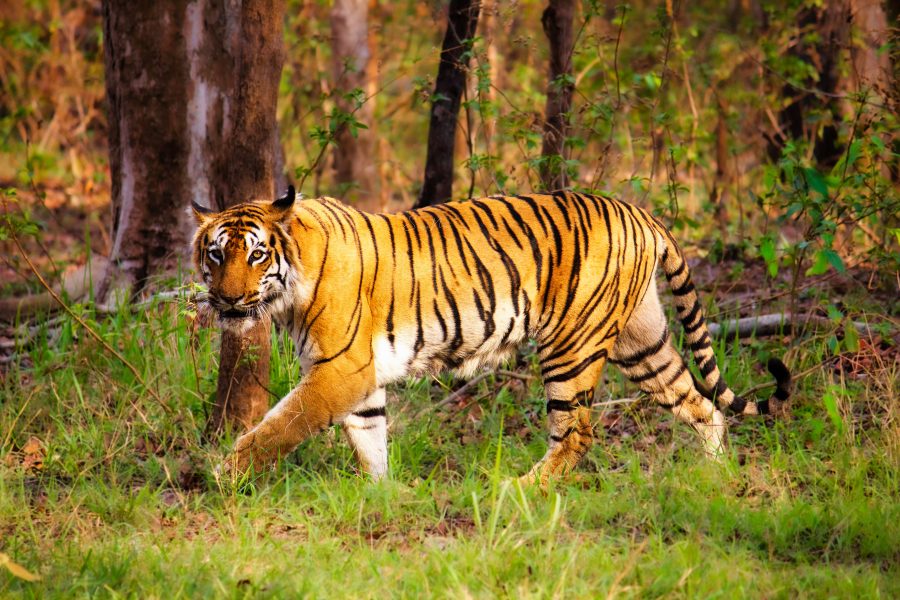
top-left (0, 0), bottom-right (899, 596)
top-left (1, 0), bottom-right (897, 295)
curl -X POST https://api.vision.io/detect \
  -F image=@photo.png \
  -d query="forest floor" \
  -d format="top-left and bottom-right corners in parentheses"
top-left (1, 246), bottom-right (898, 597)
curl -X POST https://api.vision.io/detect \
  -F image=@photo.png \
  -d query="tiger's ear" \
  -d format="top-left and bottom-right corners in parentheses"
top-left (191, 200), bottom-right (216, 225)
top-left (271, 185), bottom-right (296, 221)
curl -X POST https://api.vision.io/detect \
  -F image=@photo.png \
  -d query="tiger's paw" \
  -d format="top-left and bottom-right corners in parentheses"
top-left (515, 467), bottom-right (551, 493)
top-left (217, 429), bottom-right (270, 483)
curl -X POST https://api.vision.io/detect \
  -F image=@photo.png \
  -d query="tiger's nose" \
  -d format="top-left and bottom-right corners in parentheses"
top-left (219, 293), bottom-right (242, 306)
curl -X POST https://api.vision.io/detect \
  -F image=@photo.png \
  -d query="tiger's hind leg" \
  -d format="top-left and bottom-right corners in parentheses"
top-left (521, 358), bottom-right (608, 487)
top-left (342, 388), bottom-right (389, 480)
top-left (610, 283), bottom-right (727, 458)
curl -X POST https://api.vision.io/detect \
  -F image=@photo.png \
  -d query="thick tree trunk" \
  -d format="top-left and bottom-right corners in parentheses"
top-left (102, 1), bottom-right (195, 290)
top-left (103, 0), bottom-right (285, 434)
top-left (331, 0), bottom-right (379, 211)
top-left (539, 0), bottom-right (576, 191)
top-left (848, 0), bottom-right (892, 96)
top-left (416, 0), bottom-right (481, 208)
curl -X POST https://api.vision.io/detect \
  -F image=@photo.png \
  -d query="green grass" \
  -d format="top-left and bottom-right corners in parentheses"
top-left (1, 300), bottom-right (898, 598)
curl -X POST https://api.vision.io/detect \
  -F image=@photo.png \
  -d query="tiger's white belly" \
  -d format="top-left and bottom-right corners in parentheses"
top-left (372, 303), bottom-right (528, 387)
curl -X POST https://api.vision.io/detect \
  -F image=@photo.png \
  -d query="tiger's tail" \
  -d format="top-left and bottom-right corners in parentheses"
top-left (657, 229), bottom-right (791, 415)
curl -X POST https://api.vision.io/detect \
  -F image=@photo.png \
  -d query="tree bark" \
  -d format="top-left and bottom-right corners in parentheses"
top-left (416, 0), bottom-right (481, 208)
top-left (330, 0), bottom-right (379, 211)
top-left (102, 1), bottom-right (195, 290)
top-left (197, 0), bottom-right (284, 435)
top-left (103, 0), bottom-right (285, 434)
top-left (539, 0), bottom-right (576, 191)
top-left (848, 0), bottom-right (892, 97)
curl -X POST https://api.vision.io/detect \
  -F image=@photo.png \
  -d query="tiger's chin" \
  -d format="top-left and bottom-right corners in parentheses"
top-left (216, 308), bottom-right (261, 333)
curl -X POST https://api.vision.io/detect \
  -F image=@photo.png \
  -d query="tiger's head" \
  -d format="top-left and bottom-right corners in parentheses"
top-left (191, 186), bottom-right (299, 323)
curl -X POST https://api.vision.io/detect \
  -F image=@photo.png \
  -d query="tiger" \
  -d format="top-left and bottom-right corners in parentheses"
top-left (191, 187), bottom-right (791, 485)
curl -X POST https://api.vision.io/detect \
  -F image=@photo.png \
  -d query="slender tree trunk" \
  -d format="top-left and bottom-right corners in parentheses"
top-left (416, 0), bottom-right (481, 208)
top-left (331, 0), bottom-right (379, 211)
top-left (711, 97), bottom-right (733, 243)
top-left (766, 0), bottom-right (850, 167)
top-left (200, 1), bottom-right (285, 435)
top-left (103, 0), bottom-right (285, 434)
top-left (539, 0), bottom-right (576, 191)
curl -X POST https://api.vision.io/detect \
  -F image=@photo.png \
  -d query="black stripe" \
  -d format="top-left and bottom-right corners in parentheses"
top-left (666, 259), bottom-right (686, 281)
top-left (672, 388), bottom-right (691, 407)
top-left (671, 279), bottom-right (695, 296)
top-left (689, 333), bottom-right (711, 352)
top-left (609, 327), bottom-right (669, 368)
top-left (729, 396), bottom-right (747, 413)
top-left (680, 300), bottom-right (702, 330)
top-left (546, 400), bottom-right (574, 413)
top-left (698, 355), bottom-right (717, 377)
top-left (714, 378), bottom-right (728, 397)
top-left (433, 298), bottom-right (448, 341)
top-left (543, 347), bottom-right (608, 384)
top-left (628, 359), bottom-right (672, 383)
top-left (550, 426), bottom-right (575, 443)
top-left (353, 407), bottom-right (386, 419)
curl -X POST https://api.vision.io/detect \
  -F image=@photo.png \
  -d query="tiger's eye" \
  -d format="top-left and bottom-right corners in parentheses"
top-left (250, 249), bottom-right (265, 261)
top-left (208, 249), bottom-right (223, 262)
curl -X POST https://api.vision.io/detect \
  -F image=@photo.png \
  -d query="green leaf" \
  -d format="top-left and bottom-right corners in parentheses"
top-left (760, 237), bottom-right (777, 278)
top-left (806, 249), bottom-right (844, 276)
top-left (832, 139), bottom-right (861, 176)
top-left (843, 320), bottom-right (859, 353)
top-left (822, 386), bottom-right (844, 434)
top-left (824, 249), bottom-right (845, 273)
top-left (826, 304), bottom-right (843, 321)
top-left (803, 167), bottom-right (829, 197)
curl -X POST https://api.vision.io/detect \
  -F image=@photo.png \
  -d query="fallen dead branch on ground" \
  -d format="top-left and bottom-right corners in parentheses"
top-left (707, 312), bottom-right (875, 339)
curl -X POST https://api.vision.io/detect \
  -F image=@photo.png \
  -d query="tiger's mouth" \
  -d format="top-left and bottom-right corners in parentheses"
top-left (219, 308), bottom-right (251, 320)
top-left (211, 292), bottom-right (283, 322)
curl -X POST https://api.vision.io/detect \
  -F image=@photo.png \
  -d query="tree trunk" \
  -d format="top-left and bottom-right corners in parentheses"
top-left (198, 1), bottom-right (285, 435)
top-left (330, 0), bottom-right (379, 211)
top-left (766, 0), bottom-right (850, 167)
top-left (103, 0), bottom-right (285, 434)
top-left (848, 0), bottom-right (892, 96)
top-left (539, 0), bottom-right (576, 191)
top-left (710, 97), bottom-right (733, 242)
top-left (102, 1), bottom-right (195, 291)
top-left (416, 0), bottom-right (481, 208)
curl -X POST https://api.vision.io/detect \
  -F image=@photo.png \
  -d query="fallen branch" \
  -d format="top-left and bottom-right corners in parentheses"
top-left (707, 312), bottom-right (875, 339)
top-left (93, 290), bottom-right (190, 315)
top-left (0, 256), bottom-right (109, 323)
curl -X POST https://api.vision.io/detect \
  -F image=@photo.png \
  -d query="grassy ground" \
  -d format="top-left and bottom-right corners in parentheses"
top-left (1, 290), bottom-right (898, 598)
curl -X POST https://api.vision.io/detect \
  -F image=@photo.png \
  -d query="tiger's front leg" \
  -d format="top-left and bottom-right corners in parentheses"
top-left (227, 361), bottom-right (375, 476)
top-left (341, 388), bottom-right (389, 479)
